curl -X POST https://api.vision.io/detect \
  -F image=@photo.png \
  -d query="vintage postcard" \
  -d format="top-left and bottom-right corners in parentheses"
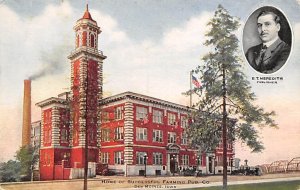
top-left (0, 0), bottom-right (299, 189)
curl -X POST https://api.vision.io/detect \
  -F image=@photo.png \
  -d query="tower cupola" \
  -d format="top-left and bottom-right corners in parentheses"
top-left (71, 4), bottom-right (101, 52)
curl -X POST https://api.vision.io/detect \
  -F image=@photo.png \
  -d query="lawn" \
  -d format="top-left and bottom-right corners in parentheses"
top-left (190, 180), bottom-right (300, 190)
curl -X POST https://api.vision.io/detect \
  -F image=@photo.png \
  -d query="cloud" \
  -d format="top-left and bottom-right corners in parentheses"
top-left (162, 11), bottom-right (213, 52)
top-left (102, 11), bottom-right (214, 105)
top-left (0, 2), bottom-right (75, 161)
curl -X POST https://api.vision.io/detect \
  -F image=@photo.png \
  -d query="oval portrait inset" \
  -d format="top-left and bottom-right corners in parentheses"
top-left (243, 6), bottom-right (292, 74)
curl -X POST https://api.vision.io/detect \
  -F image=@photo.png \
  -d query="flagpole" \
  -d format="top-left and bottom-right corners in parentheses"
top-left (190, 71), bottom-right (193, 108)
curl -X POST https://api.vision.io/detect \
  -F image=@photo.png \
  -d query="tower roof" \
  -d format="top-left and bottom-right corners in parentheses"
top-left (81, 4), bottom-right (95, 21)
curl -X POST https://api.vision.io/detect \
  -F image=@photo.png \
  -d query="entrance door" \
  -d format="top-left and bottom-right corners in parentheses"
top-left (208, 157), bottom-right (213, 173)
top-left (169, 154), bottom-right (177, 174)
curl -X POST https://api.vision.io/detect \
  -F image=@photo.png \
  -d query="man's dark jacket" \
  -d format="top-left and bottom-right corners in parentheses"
top-left (245, 39), bottom-right (290, 74)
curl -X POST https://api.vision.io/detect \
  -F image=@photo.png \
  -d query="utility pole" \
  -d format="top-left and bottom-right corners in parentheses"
top-left (222, 58), bottom-right (228, 190)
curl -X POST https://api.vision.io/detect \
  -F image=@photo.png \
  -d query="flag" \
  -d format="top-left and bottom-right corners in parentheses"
top-left (192, 75), bottom-right (201, 88)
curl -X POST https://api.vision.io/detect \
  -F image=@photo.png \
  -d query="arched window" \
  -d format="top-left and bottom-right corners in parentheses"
top-left (90, 34), bottom-right (95, 48)
top-left (82, 31), bottom-right (87, 46)
top-left (76, 34), bottom-right (80, 48)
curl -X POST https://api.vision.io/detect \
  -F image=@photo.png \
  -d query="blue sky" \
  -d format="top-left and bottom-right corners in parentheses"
top-left (0, 0), bottom-right (300, 165)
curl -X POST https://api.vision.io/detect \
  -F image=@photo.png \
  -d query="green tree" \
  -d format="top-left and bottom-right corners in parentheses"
top-left (0, 160), bottom-right (21, 182)
top-left (15, 145), bottom-right (39, 181)
top-left (187, 5), bottom-right (277, 190)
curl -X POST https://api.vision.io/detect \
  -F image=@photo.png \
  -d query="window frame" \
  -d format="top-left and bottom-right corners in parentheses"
top-left (168, 132), bottom-right (176, 143)
top-left (136, 127), bottom-right (148, 141)
top-left (101, 152), bottom-right (109, 164)
top-left (114, 151), bottom-right (122, 164)
top-left (152, 109), bottom-right (163, 124)
top-left (114, 107), bottom-right (123, 120)
top-left (136, 106), bottom-right (148, 121)
top-left (101, 128), bottom-right (110, 142)
top-left (180, 115), bottom-right (188, 128)
top-left (153, 129), bottom-right (163, 142)
top-left (114, 126), bottom-right (124, 140)
top-left (182, 155), bottom-right (189, 166)
top-left (136, 151), bottom-right (147, 165)
top-left (153, 152), bottom-right (163, 165)
top-left (168, 112), bottom-right (176, 126)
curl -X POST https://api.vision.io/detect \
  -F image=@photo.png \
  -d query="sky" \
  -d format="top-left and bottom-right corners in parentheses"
top-left (0, 0), bottom-right (299, 166)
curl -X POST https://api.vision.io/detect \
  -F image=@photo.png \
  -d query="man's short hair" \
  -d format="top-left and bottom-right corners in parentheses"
top-left (257, 11), bottom-right (281, 24)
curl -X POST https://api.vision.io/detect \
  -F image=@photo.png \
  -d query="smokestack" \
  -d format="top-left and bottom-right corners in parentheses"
top-left (22, 79), bottom-right (31, 147)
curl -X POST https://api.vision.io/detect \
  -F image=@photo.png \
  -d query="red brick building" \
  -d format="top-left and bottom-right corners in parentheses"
top-left (34, 5), bottom-right (234, 180)
top-left (99, 91), bottom-right (196, 176)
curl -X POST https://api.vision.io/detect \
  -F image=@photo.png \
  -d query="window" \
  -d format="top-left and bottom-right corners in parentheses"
top-left (114, 151), bottom-right (122, 164)
top-left (181, 116), bottom-right (188, 128)
top-left (182, 155), bottom-right (189, 165)
top-left (136, 127), bottom-right (147, 141)
top-left (181, 133), bottom-right (188, 145)
top-left (136, 106), bottom-right (148, 120)
top-left (168, 113), bottom-right (176, 126)
top-left (114, 107), bottom-right (123, 120)
top-left (101, 152), bottom-right (109, 164)
top-left (153, 152), bottom-right (163, 165)
top-left (76, 34), bottom-right (80, 47)
top-left (44, 130), bottom-right (51, 144)
top-left (136, 152), bottom-right (146, 164)
top-left (90, 34), bottom-right (95, 48)
top-left (168, 132), bottom-right (176, 143)
top-left (153, 130), bottom-right (163, 142)
top-left (82, 31), bottom-right (87, 46)
top-left (101, 128), bottom-right (110, 142)
top-left (102, 111), bottom-right (109, 123)
top-left (153, 109), bottom-right (163, 124)
top-left (196, 155), bottom-right (202, 166)
top-left (114, 127), bottom-right (124, 140)
top-left (61, 128), bottom-right (68, 142)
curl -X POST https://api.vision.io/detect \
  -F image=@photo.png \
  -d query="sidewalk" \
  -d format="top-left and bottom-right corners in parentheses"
top-left (109, 177), bottom-right (300, 190)
top-left (1, 173), bottom-right (300, 190)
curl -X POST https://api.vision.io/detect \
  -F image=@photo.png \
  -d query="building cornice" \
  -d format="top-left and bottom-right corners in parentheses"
top-left (36, 97), bottom-right (68, 108)
top-left (68, 47), bottom-right (106, 61)
top-left (100, 91), bottom-right (191, 112)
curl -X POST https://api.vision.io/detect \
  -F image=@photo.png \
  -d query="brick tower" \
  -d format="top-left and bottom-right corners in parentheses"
top-left (68, 5), bottom-right (106, 168)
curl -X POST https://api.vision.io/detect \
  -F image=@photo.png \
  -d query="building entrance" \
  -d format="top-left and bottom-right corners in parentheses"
top-left (208, 156), bottom-right (213, 173)
top-left (166, 144), bottom-right (180, 175)
top-left (169, 154), bottom-right (178, 174)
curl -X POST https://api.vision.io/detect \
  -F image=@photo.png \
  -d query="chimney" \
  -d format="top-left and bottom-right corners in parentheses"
top-left (22, 79), bottom-right (31, 147)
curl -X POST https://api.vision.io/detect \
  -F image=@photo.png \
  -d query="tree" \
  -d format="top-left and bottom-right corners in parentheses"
top-left (0, 160), bottom-right (21, 182)
top-left (187, 5), bottom-right (277, 190)
top-left (15, 145), bottom-right (39, 181)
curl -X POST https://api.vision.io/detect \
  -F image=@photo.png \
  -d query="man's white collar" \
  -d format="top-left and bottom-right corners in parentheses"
top-left (263, 36), bottom-right (279, 48)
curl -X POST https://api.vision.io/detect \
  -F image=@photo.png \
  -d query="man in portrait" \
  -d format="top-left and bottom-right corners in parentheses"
top-left (245, 10), bottom-right (291, 74)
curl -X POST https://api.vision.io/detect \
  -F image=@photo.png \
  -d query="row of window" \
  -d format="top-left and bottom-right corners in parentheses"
top-left (102, 106), bottom-right (188, 128)
top-left (101, 151), bottom-right (190, 166)
top-left (138, 128), bottom-right (188, 144)
top-left (101, 127), bottom-right (188, 144)
top-left (136, 107), bottom-right (188, 127)
top-left (76, 31), bottom-right (97, 48)
top-left (101, 127), bottom-right (124, 141)
top-left (44, 128), bottom-right (97, 145)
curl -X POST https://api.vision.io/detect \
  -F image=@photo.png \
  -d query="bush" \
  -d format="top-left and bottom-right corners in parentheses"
top-left (0, 160), bottom-right (21, 182)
